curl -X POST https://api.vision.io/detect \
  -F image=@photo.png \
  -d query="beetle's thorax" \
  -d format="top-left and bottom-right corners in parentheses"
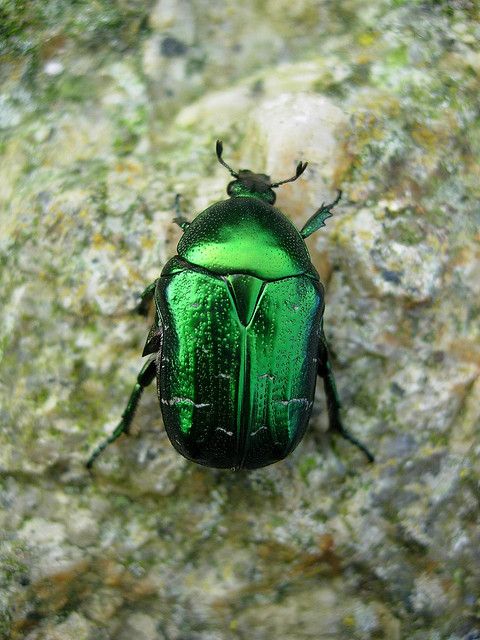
top-left (174, 198), bottom-right (318, 281)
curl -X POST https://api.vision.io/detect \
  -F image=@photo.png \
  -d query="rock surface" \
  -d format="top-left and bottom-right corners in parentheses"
top-left (1, 1), bottom-right (479, 638)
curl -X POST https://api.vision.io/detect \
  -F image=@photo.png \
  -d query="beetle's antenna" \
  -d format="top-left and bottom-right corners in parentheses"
top-left (216, 140), bottom-right (239, 178)
top-left (270, 161), bottom-right (308, 188)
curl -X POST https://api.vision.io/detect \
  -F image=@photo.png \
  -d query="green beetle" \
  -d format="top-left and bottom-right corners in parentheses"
top-left (86, 141), bottom-right (373, 470)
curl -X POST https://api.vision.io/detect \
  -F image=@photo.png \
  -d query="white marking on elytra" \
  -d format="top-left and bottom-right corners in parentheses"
top-left (216, 372), bottom-right (231, 379)
top-left (250, 425), bottom-right (267, 437)
top-left (258, 373), bottom-right (275, 381)
top-left (161, 397), bottom-right (211, 408)
top-left (215, 427), bottom-right (233, 436)
top-left (276, 398), bottom-right (311, 407)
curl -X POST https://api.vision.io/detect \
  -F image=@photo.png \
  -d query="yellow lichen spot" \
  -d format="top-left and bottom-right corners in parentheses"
top-left (411, 124), bottom-right (439, 149)
top-left (427, 235), bottom-right (443, 252)
top-left (229, 619), bottom-right (238, 631)
top-left (358, 229), bottom-right (374, 242)
top-left (126, 159), bottom-right (142, 174)
top-left (358, 32), bottom-right (376, 46)
top-left (356, 53), bottom-right (374, 64)
top-left (141, 236), bottom-right (155, 249)
top-left (343, 615), bottom-right (355, 627)
top-left (92, 232), bottom-right (105, 248)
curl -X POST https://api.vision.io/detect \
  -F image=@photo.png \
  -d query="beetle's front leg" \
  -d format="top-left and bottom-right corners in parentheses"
top-left (135, 280), bottom-right (157, 317)
top-left (317, 328), bottom-right (374, 463)
top-left (86, 358), bottom-right (157, 469)
top-left (172, 193), bottom-right (190, 231)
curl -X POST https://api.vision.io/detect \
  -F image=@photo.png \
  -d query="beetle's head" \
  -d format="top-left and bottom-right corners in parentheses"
top-left (216, 140), bottom-right (308, 206)
top-left (227, 170), bottom-right (276, 204)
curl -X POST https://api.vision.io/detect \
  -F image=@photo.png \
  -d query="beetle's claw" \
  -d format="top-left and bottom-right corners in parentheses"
top-left (296, 161), bottom-right (308, 178)
top-left (331, 189), bottom-right (342, 207)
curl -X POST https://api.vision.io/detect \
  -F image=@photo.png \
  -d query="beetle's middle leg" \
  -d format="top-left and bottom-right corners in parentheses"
top-left (86, 358), bottom-right (157, 469)
top-left (317, 330), bottom-right (375, 463)
top-left (135, 280), bottom-right (158, 317)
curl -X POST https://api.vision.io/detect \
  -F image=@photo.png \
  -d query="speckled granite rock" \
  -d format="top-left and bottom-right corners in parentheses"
top-left (1, 1), bottom-right (479, 639)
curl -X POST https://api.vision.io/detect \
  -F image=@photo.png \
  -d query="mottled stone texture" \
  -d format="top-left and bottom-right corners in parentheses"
top-left (1, 1), bottom-right (479, 638)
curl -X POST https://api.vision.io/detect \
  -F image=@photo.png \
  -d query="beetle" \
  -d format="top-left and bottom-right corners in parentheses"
top-left (86, 141), bottom-right (374, 470)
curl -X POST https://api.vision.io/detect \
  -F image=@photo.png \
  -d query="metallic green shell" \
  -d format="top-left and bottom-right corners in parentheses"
top-left (176, 198), bottom-right (317, 280)
top-left (155, 262), bottom-right (323, 469)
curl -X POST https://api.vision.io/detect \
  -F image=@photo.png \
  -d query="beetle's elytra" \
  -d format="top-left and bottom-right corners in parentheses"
top-left (87, 141), bottom-right (374, 470)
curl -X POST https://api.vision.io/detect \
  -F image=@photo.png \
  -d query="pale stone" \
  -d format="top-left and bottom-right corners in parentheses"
top-left (242, 92), bottom-right (348, 213)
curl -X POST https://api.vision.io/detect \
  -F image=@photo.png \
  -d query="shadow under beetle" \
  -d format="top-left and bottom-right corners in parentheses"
top-left (86, 141), bottom-right (374, 470)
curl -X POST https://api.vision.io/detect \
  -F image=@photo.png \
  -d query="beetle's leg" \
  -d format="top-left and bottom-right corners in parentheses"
top-left (86, 358), bottom-right (157, 469)
top-left (300, 190), bottom-right (342, 239)
top-left (135, 280), bottom-right (157, 317)
top-left (317, 329), bottom-right (374, 463)
top-left (172, 193), bottom-right (190, 231)
top-left (142, 311), bottom-right (163, 356)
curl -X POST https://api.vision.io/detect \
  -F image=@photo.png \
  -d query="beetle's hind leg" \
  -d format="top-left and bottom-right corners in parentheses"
top-left (317, 329), bottom-right (374, 463)
top-left (86, 358), bottom-right (157, 469)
